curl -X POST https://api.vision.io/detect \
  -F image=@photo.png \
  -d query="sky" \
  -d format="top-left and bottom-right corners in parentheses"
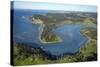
top-left (12, 1), bottom-right (97, 12)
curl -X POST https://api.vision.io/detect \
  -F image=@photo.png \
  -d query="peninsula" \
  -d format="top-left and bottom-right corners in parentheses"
top-left (30, 12), bottom-right (96, 44)
top-left (30, 15), bottom-right (62, 44)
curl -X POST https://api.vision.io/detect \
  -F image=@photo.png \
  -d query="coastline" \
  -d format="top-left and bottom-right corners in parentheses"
top-left (31, 19), bottom-right (95, 44)
top-left (31, 22), bottom-right (62, 44)
top-left (39, 24), bottom-right (62, 44)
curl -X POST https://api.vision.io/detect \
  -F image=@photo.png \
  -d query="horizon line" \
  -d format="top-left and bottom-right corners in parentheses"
top-left (11, 1), bottom-right (97, 12)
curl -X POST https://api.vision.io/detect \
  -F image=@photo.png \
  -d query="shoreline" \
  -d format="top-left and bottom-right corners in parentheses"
top-left (78, 26), bottom-right (95, 51)
top-left (39, 24), bottom-right (62, 44)
top-left (32, 21), bottom-right (95, 44)
top-left (32, 23), bottom-right (62, 44)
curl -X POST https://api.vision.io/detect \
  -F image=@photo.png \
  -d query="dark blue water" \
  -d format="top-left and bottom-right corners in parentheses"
top-left (13, 9), bottom-right (88, 56)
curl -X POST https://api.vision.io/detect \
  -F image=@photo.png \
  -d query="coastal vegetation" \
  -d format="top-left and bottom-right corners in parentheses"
top-left (13, 11), bottom-right (97, 65)
top-left (13, 24), bottom-right (97, 66)
top-left (40, 25), bottom-right (62, 43)
top-left (30, 12), bottom-right (97, 43)
top-left (13, 37), bottom-right (97, 66)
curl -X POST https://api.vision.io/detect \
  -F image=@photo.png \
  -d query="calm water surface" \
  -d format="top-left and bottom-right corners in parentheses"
top-left (13, 9), bottom-right (88, 56)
